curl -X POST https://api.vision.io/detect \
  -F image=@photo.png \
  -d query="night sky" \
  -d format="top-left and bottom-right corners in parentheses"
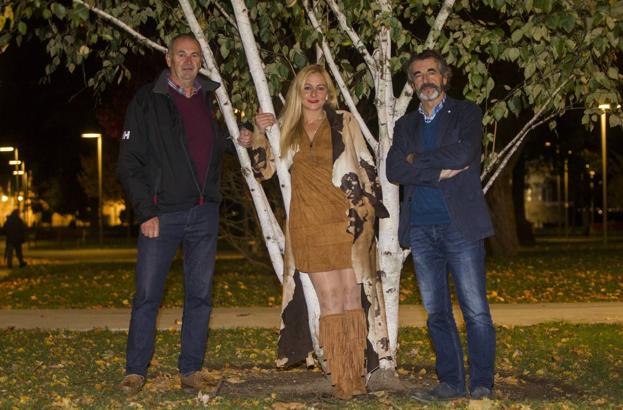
top-left (0, 40), bottom-right (100, 212)
top-left (1, 38), bottom-right (621, 217)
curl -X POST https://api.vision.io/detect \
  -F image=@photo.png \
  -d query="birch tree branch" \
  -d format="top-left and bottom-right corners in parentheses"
top-left (424, 0), bottom-right (456, 49)
top-left (178, 0), bottom-right (286, 278)
top-left (304, 0), bottom-right (378, 151)
top-left (214, 0), bottom-right (238, 29)
top-left (393, 0), bottom-right (456, 119)
top-left (480, 76), bottom-right (573, 183)
top-left (231, 0), bottom-right (293, 210)
top-left (73, 0), bottom-right (166, 53)
top-left (325, 0), bottom-right (377, 78)
top-left (482, 110), bottom-right (562, 193)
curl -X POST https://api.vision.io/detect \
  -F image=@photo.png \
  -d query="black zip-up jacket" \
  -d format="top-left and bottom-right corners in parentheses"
top-left (117, 70), bottom-right (234, 224)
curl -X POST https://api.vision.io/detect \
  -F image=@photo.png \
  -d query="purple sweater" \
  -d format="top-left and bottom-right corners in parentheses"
top-left (168, 88), bottom-right (214, 188)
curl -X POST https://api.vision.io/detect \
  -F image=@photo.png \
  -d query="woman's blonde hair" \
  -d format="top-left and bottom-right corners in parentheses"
top-left (279, 64), bottom-right (338, 157)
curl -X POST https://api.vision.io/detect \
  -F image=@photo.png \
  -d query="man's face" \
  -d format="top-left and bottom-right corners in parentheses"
top-left (166, 37), bottom-right (202, 85)
top-left (409, 57), bottom-right (447, 102)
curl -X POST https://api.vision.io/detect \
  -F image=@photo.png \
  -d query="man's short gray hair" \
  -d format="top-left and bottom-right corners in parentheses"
top-left (167, 33), bottom-right (201, 53)
top-left (406, 49), bottom-right (452, 89)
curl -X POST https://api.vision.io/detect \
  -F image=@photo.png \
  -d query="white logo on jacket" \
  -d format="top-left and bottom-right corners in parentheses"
top-left (122, 131), bottom-right (131, 140)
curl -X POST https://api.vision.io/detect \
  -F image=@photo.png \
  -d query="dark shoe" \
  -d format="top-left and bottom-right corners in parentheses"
top-left (412, 382), bottom-right (467, 402)
top-left (19, 261), bottom-right (27, 268)
top-left (119, 374), bottom-right (145, 395)
top-left (471, 386), bottom-right (494, 400)
top-left (180, 371), bottom-right (209, 392)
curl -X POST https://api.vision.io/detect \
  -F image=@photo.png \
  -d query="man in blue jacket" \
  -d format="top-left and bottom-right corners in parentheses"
top-left (117, 33), bottom-right (251, 395)
top-left (387, 50), bottom-right (495, 401)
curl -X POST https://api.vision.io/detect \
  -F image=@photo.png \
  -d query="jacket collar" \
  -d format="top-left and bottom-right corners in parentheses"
top-left (152, 69), bottom-right (220, 95)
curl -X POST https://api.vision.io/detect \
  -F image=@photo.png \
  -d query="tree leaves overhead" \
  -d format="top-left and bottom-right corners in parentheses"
top-left (1, 0), bottom-right (621, 136)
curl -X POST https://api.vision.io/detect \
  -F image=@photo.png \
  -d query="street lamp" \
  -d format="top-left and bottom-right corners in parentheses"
top-left (598, 104), bottom-right (610, 245)
top-left (0, 146), bottom-right (18, 207)
top-left (81, 132), bottom-right (103, 245)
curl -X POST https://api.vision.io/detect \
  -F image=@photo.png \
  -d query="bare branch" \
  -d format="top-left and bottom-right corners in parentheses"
top-left (481, 76), bottom-right (574, 183)
top-left (73, 0), bottom-right (166, 53)
top-left (213, 0), bottom-right (238, 29)
top-left (482, 110), bottom-right (561, 194)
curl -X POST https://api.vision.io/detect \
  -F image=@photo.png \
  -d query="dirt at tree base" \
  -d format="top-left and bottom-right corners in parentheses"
top-left (147, 365), bottom-right (583, 403)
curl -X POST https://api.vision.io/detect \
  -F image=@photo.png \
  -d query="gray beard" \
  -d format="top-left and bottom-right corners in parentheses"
top-left (417, 86), bottom-right (441, 101)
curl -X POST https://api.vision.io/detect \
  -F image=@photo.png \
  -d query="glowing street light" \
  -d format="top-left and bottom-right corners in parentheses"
top-left (81, 132), bottom-right (103, 244)
top-left (599, 104), bottom-right (610, 245)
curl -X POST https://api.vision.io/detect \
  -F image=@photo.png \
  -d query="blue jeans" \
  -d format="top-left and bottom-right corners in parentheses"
top-left (410, 222), bottom-right (495, 391)
top-left (126, 203), bottom-right (219, 377)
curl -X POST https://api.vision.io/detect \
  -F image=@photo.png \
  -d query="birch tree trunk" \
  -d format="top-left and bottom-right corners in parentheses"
top-left (178, 0), bottom-right (286, 280)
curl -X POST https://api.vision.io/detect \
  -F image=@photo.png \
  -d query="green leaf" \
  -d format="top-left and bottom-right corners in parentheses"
top-left (607, 67), bottom-right (619, 80)
top-left (560, 14), bottom-right (575, 33)
top-left (74, 4), bottom-right (89, 21)
top-left (492, 102), bottom-right (507, 121)
top-left (50, 3), bottom-right (66, 19)
top-left (506, 47), bottom-right (520, 62)
top-left (17, 21), bottom-right (26, 35)
top-left (508, 94), bottom-right (523, 116)
top-left (525, 61), bottom-right (536, 79)
top-left (293, 52), bottom-right (306, 68)
top-left (511, 29), bottom-right (523, 43)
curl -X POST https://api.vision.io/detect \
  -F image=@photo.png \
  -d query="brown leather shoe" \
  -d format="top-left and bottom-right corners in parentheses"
top-left (180, 371), bottom-right (209, 392)
top-left (119, 374), bottom-right (145, 395)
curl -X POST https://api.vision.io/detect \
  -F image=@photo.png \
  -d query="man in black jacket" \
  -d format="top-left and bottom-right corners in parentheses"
top-left (117, 33), bottom-right (251, 395)
top-left (387, 50), bottom-right (495, 402)
top-left (3, 209), bottom-right (27, 268)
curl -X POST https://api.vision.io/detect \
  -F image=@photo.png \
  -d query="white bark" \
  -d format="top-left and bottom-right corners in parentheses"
top-left (72, 0), bottom-right (166, 53)
top-left (481, 76), bottom-right (574, 191)
top-left (374, 0), bottom-right (403, 367)
top-left (231, 0), bottom-right (292, 211)
top-left (178, 0), bottom-right (285, 280)
top-left (73, 0), bottom-right (167, 53)
top-left (325, 0), bottom-right (377, 77)
top-left (231, 0), bottom-right (328, 359)
top-left (394, 0), bottom-right (456, 119)
top-left (303, 0), bottom-right (378, 152)
top-left (482, 110), bottom-right (563, 194)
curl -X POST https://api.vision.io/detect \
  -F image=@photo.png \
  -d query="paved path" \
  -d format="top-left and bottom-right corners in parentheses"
top-left (1, 303), bottom-right (622, 331)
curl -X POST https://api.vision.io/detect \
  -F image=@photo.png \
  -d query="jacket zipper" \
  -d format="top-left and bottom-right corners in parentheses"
top-left (153, 168), bottom-right (162, 205)
top-left (168, 94), bottom-right (204, 204)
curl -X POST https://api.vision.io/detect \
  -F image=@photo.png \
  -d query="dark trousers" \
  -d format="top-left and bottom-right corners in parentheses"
top-left (6, 242), bottom-right (25, 268)
top-left (410, 222), bottom-right (496, 392)
top-left (126, 203), bottom-right (219, 377)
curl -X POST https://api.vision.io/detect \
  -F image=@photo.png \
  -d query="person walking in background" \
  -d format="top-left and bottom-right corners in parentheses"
top-left (250, 64), bottom-right (391, 400)
top-left (387, 50), bottom-right (496, 402)
top-left (117, 33), bottom-right (252, 395)
top-left (3, 209), bottom-right (27, 268)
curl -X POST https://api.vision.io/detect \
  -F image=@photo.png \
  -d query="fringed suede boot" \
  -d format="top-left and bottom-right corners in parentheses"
top-left (345, 308), bottom-right (367, 396)
top-left (319, 313), bottom-right (351, 400)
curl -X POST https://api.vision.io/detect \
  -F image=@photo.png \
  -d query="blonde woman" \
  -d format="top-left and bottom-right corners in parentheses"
top-left (247, 64), bottom-right (391, 399)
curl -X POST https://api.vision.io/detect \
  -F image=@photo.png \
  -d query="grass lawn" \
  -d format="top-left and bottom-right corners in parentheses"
top-left (1, 241), bottom-right (622, 308)
top-left (0, 323), bottom-right (621, 408)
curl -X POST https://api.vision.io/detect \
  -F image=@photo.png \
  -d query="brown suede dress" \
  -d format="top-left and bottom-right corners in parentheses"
top-left (289, 119), bottom-right (353, 273)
